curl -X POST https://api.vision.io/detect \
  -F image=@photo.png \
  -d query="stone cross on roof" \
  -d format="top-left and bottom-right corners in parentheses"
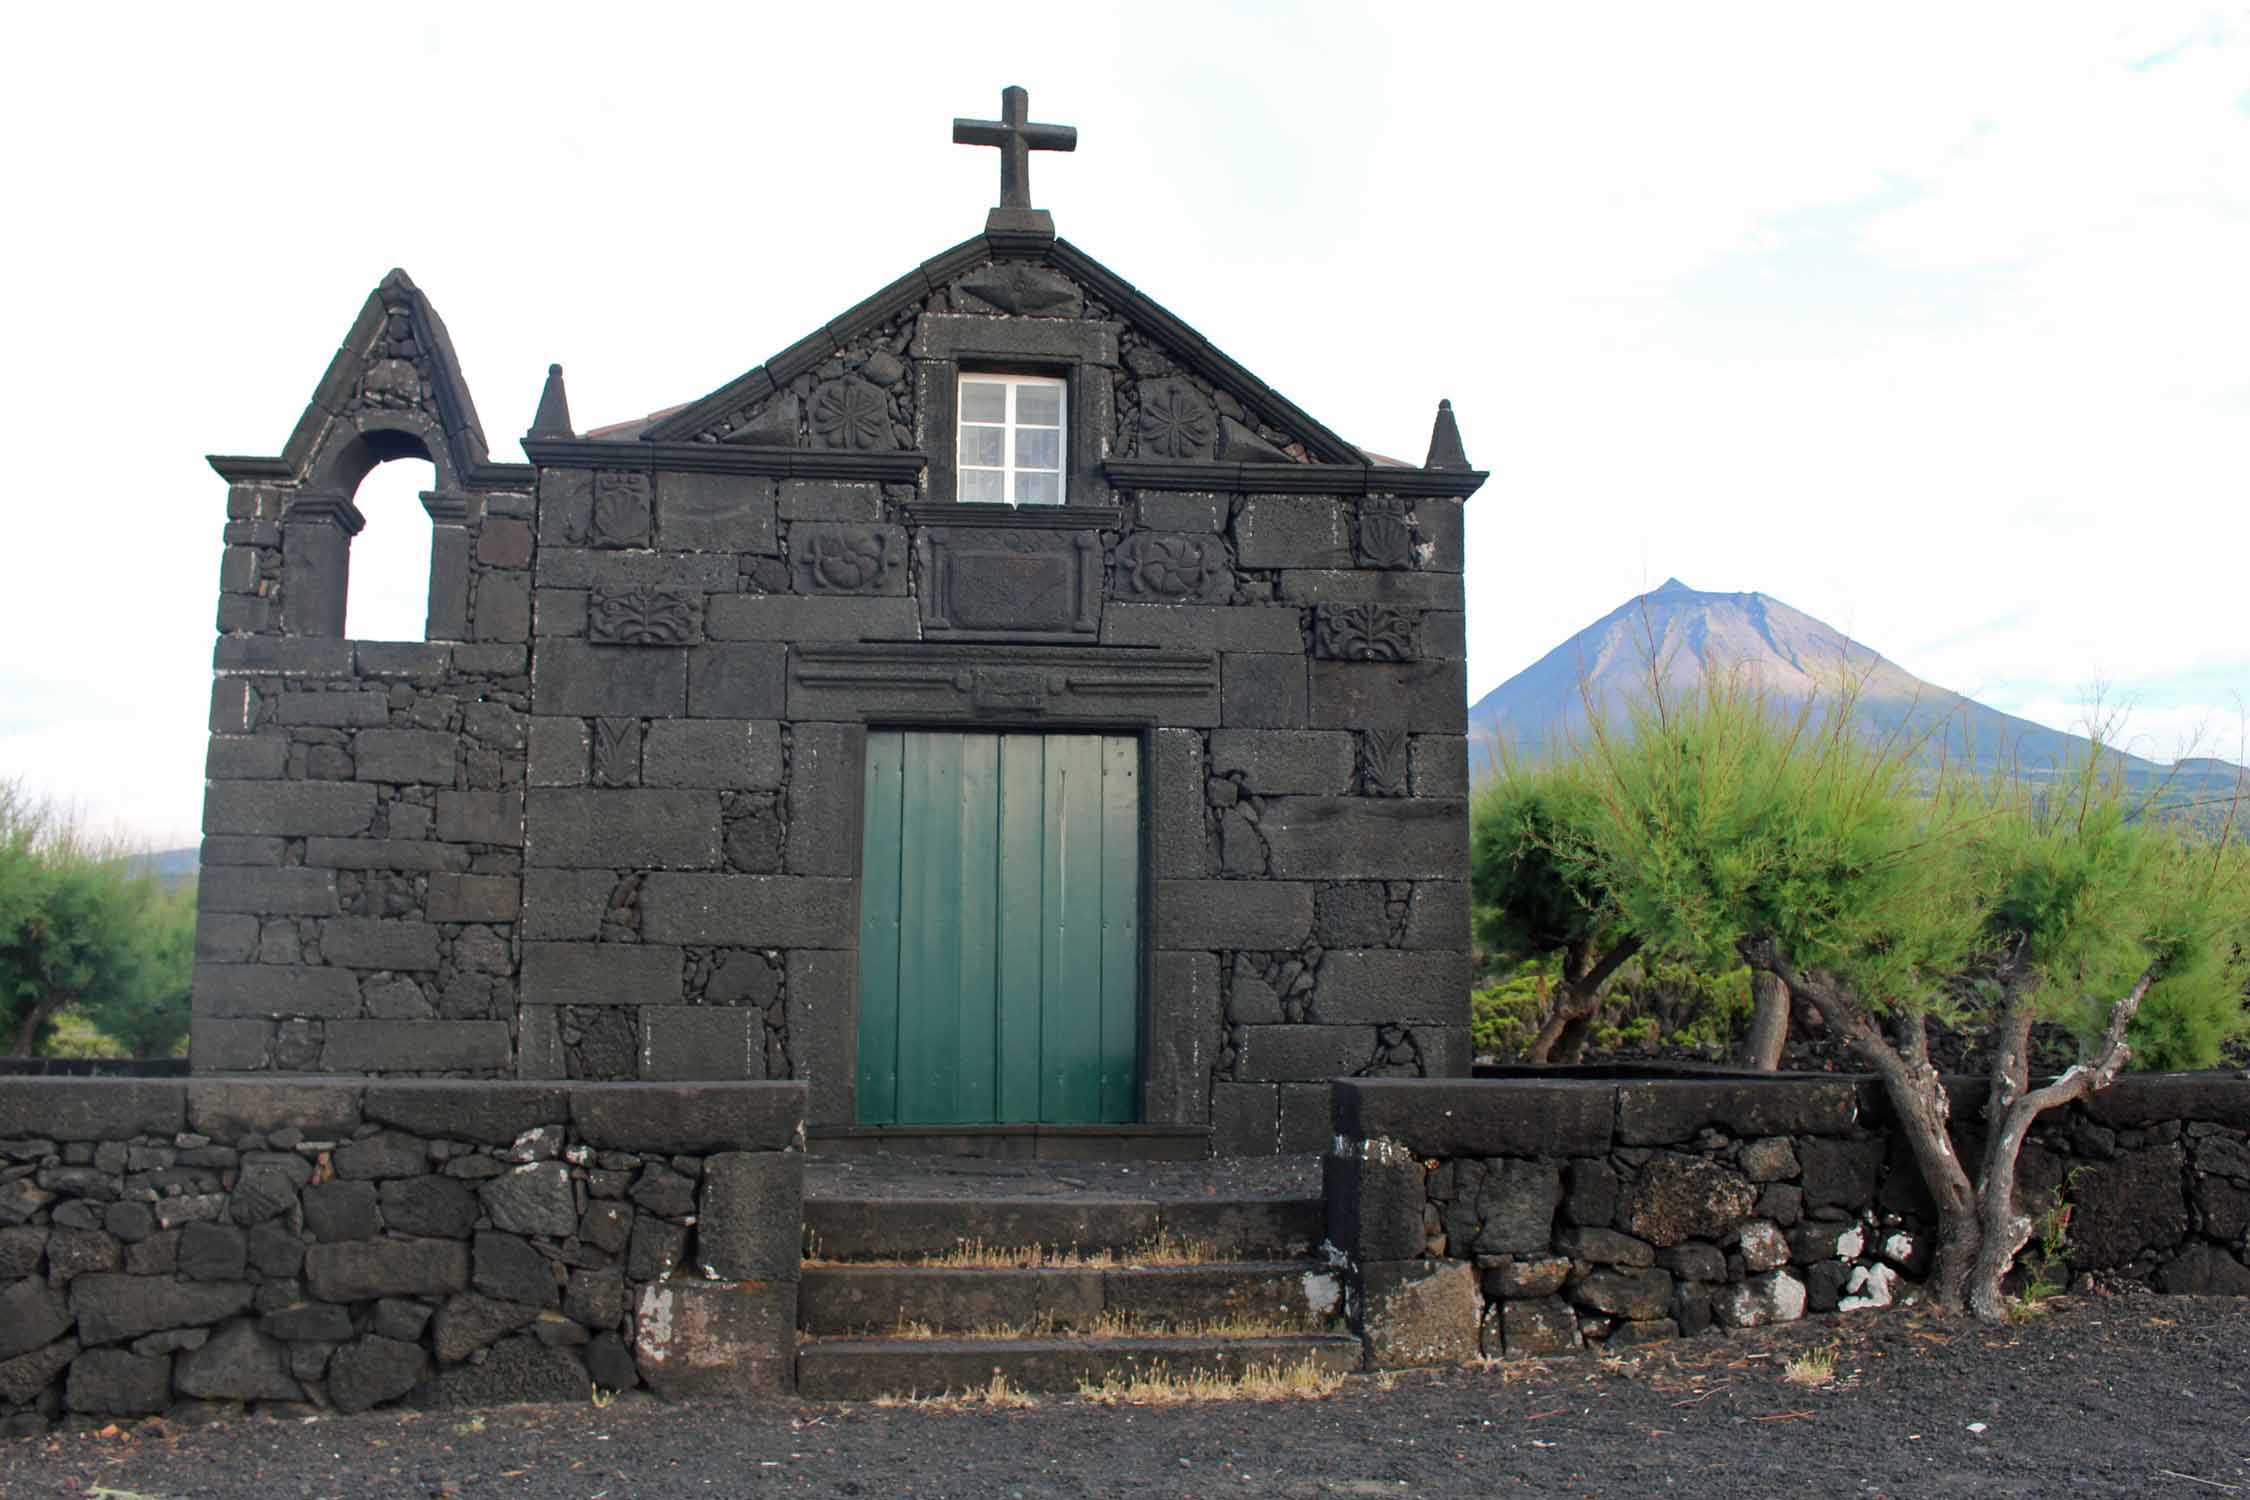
top-left (953, 85), bottom-right (1076, 215)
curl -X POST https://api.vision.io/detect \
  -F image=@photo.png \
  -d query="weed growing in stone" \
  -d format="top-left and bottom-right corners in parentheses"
top-left (1782, 1348), bottom-right (1837, 1387)
top-left (1073, 1356), bottom-right (1346, 1405)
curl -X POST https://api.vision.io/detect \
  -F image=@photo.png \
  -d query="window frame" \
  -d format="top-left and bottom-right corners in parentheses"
top-left (956, 371), bottom-right (1069, 507)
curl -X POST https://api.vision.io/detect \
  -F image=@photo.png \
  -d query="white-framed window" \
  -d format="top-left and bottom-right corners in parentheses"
top-left (958, 373), bottom-right (1066, 505)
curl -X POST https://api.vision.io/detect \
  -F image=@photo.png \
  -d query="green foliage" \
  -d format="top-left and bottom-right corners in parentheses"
top-left (1470, 958), bottom-right (1556, 1059)
top-left (1469, 762), bottom-right (1615, 962)
top-left (1469, 951), bottom-right (1755, 1062)
top-left (0, 781), bottom-right (192, 1058)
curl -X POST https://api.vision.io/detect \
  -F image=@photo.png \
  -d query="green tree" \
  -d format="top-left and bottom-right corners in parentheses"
top-left (1565, 675), bottom-right (2247, 1320)
top-left (1469, 763), bottom-right (1641, 1063)
top-left (0, 782), bottom-right (193, 1057)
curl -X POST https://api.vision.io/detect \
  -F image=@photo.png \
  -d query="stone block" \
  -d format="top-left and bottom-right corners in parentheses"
top-left (201, 835), bottom-right (286, 867)
top-left (1153, 880), bottom-right (1313, 950)
top-left (204, 781), bottom-right (376, 837)
top-left (1208, 730), bottom-right (1356, 795)
top-left (520, 943), bottom-right (684, 1007)
top-left (301, 838), bottom-right (472, 873)
top-left (639, 1006), bottom-right (764, 1082)
top-left (1499, 1297), bottom-right (1584, 1356)
top-left (320, 1021), bottom-right (512, 1073)
top-left (1144, 952), bottom-right (1219, 1128)
top-left (785, 722), bottom-right (864, 876)
top-left (66, 1349), bottom-right (173, 1415)
top-left (1277, 1082), bottom-right (1331, 1153)
top-left (353, 730), bottom-right (459, 785)
top-left (193, 964), bottom-right (360, 1019)
top-left (427, 874), bottom-right (521, 924)
top-left (1308, 659), bottom-right (1466, 732)
top-left (569, 1082), bottom-right (805, 1154)
top-left (304, 1238), bottom-right (469, 1302)
top-left (206, 734), bottom-right (288, 780)
top-left (472, 571), bottom-right (532, 642)
top-left (521, 870), bottom-right (617, 940)
top-left (641, 719), bottom-right (785, 789)
top-left (424, 1333), bottom-right (593, 1407)
top-left (1614, 1079), bottom-right (1860, 1147)
top-left (478, 1162), bottom-right (578, 1237)
top-left (778, 480), bottom-right (882, 523)
top-left (1622, 1155), bottom-right (1759, 1247)
top-left (528, 716), bottom-right (589, 786)
top-left (706, 594), bottom-right (919, 642)
top-left (274, 690), bottom-right (389, 727)
top-left (786, 950), bottom-right (855, 1126)
top-left (2070, 1145), bottom-right (2190, 1269)
top-left (435, 790), bottom-right (525, 846)
top-left (195, 912), bottom-right (260, 964)
top-left (1100, 604), bottom-right (1304, 654)
top-left (1234, 496), bottom-right (1349, 569)
top-left (361, 1082), bottom-right (569, 1143)
top-left (1403, 882), bottom-right (1470, 951)
top-left (633, 1279), bottom-right (796, 1399)
top-left (1136, 493), bottom-right (1226, 533)
top-left (189, 1019), bottom-right (271, 1070)
top-left (1360, 1259), bottom-right (1479, 1369)
top-left (1261, 797), bottom-right (1467, 881)
top-left (0, 1278), bottom-right (72, 1360)
top-left (1150, 729), bottom-right (1205, 878)
top-left (69, 1273), bottom-right (254, 1346)
top-left (196, 868), bottom-right (336, 922)
top-left (655, 474), bottom-right (782, 558)
top-left (1210, 1082), bottom-right (1277, 1155)
top-left (1309, 950), bottom-right (1470, 1025)
top-left (533, 639), bottom-right (687, 717)
top-left (186, 1079), bottom-right (359, 1137)
top-left (379, 1176), bottom-right (479, 1238)
top-left (639, 874), bottom-right (856, 948)
top-left (687, 642), bottom-right (787, 718)
top-left (174, 1319), bottom-right (301, 1401)
top-left (328, 1335), bottom-right (428, 1413)
top-left (321, 918), bottom-right (441, 971)
top-left (698, 1153), bottom-right (804, 1281)
top-left (526, 788), bottom-right (721, 869)
top-left (1234, 1026), bottom-right (1373, 1083)
top-left (1324, 1145), bottom-right (1425, 1260)
top-left (539, 548), bottom-right (736, 593)
top-left (1332, 1080), bottom-right (1616, 1158)
top-left (1409, 735), bottom-right (1469, 797)
top-left (1714, 1270), bottom-right (1808, 1328)
top-left (1220, 653), bottom-right (1307, 728)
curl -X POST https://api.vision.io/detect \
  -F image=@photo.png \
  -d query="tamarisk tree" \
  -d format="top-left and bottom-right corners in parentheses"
top-left (1569, 677), bottom-right (2248, 1320)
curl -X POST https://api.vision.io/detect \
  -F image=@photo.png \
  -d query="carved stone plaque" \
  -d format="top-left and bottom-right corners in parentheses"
top-left (918, 527), bottom-right (1101, 641)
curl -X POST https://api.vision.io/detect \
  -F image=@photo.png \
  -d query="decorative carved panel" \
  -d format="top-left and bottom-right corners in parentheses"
top-left (590, 472), bottom-right (652, 548)
top-left (918, 527), bottom-right (1102, 641)
top-left (1359, 728), bottom-right (1410, 797)
top-left (1111, 533), bottom-right (1233, 604)
top-left (791, 524), bottom-right (907, 595)
top-left (808, 377), bottom-right (898, 451)
top-left (790, 642), bottom-right (1217, 725)
top-left (588, 584), bottom-right (697, 645)
top-left (954, 262), bottom-right (1084, 318)
top-left (1135, 380), bottom-right (1214, 462)
top-left (1356, 496), bottom-right (1418, 570)
top-left (1314, 604), bottom-right (1417, 662)
top-left (592, 717), bottom-right (642, 788)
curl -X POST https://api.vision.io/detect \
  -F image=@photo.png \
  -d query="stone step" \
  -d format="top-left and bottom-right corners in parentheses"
top-left (804, 1196), bottom-right (1326, 1264)
top-left (800, 1259), bottom-right (1348, 1336)
top-left (795, 1333), bottom-right (1363, 1400)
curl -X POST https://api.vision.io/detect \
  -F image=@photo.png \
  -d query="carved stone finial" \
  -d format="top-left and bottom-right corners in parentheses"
top-left (528, 363), bottom-right (574, 440)
top-left (1424, 398), bottom-right (1471, 472)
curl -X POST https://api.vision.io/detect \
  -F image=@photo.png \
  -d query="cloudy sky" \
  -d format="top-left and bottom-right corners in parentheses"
top-left (1, 3), bottom-right (2244, 846)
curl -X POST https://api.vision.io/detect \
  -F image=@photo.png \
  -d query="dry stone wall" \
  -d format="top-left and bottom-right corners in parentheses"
top-left (1325, 1073), bottom-right (2250, 1366)
top-left (0, 1078), bottom-right (803, 1438)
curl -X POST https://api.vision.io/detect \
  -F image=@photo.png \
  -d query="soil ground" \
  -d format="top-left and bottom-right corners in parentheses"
top-left (6, 1293), bottom-right (2243, 1499)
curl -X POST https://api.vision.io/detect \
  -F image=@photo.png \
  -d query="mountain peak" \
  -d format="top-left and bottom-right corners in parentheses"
top-left (1652, 577), bottom-right (1694, 596)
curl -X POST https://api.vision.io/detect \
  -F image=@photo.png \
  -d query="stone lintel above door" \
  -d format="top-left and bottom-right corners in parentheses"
top-left (787, 643), bottom-right (1217, 726)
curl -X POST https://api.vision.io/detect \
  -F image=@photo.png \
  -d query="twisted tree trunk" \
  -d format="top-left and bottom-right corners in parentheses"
top-left (9, 988), bottom-right (71, 1057)
top-left (1525, 938), bottom-right (1643, 1065)
top-left (1741, 971), bottom-right (1790, 1071)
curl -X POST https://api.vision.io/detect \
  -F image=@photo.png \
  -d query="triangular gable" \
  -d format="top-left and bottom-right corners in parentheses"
top-left (637, 235), bottom-right (1368, 467)
top-left (216, 269), bottom-right (503, 491)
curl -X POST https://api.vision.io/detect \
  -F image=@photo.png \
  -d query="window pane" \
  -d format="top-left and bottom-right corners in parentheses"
top-left (1016, 383), bottom-right (1063, 426)
top-left (961, 381), bottom-right (1007, 423)
top-left (960, 426), bottom-right (1005, 466)
top-left (960, 468), bottom-right (1006, 503)
top-left (1016, 427), bottom-right (1061, 470)
top-left (1015, 470), bottom-right (1060, 505)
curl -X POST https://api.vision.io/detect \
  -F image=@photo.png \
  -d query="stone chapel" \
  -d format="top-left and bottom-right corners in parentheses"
top-left (191, 88), bottom-right (1487, 1157)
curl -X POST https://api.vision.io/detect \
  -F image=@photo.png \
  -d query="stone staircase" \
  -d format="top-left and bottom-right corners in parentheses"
top-left (795, 1192), bottom-right (1360, 1399)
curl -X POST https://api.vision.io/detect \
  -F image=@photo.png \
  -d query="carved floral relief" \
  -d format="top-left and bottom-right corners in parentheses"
top-left (1359, 728), bottom-right (1410, 797)
top-left (590, 472), bottom-right (653, 548)
top-left (791, 525), bottom-right (905, 595)
top-left (1136, 380), bottom-right (1214, 461)
top-left (1113, 533), bottom-right (1232, 603)
top-left (588, 584), bottom-right (696, 645)
top-left (808, 377), bottom-right (897, 451)
top-left (1315, 604), bottom-right (1417, 662)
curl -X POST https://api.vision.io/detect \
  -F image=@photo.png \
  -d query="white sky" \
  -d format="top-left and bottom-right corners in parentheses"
top-left (2, 2), bottom-right (2245, 847)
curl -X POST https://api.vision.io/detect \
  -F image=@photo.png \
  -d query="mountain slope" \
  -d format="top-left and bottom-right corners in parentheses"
top-left (1469, 579), bottom-right (2160, 781)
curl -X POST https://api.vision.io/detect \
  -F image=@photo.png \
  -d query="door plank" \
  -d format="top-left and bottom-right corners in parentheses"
top-left (1042, 735), bottom-right (1105, 1123)
top-left (956, 732), bottom-right (1001, 1122)
top-left (898, 732), bottom-right (965, 1123)
top-left (995, 734), bottom-right (1046, 1124)
top-left (1098, 734), bottom-right (1142, 1124)
top-left (855, 730), bottom-right (906, 1124)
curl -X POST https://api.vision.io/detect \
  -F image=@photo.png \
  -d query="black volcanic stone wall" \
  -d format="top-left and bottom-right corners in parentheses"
top-left (0, 1079), bottom-right (803, 1437)
top-left (1326, 1073), bottom-right (2250, 1367)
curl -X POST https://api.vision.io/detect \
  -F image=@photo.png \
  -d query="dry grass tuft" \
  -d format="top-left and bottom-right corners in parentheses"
top-left (871, 1310), bottom-right (1306, 1341)
top-left (1781, 1347), bottom-right (1838, 1388)
top-left (1074, 1356), bottom-right (1346, 1407)
top-left (810, 1229), bottom-right (1229, 1270)
top-left (869, 1372), bottom-right (1043, 1410)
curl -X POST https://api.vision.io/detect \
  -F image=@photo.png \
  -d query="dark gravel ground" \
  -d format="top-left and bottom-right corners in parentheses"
top-left (7, 1293), bottom-right (2245, 1499)
top-left (806, 1152), bottom-right (1323, 1201)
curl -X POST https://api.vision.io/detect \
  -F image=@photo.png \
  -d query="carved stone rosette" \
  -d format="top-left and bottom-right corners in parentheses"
top-left (808, 377), bottom-right (897, 451)
top-left (791, 524), bottom-right (907, 595)
top-left (1314, 604), bottom-right (1417, 662)
top-left (1111, 532), bottom-right (1233, 603)
top-left (588, 584), bottom-right (697, 645)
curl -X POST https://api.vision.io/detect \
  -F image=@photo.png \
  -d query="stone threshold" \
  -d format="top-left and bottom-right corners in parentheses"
top-left (808, 1123), bottom-right (1210, 1161)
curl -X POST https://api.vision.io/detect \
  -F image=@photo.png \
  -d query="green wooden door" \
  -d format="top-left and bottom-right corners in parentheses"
top-left (857, 730), bottom-right (1141, 1125)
